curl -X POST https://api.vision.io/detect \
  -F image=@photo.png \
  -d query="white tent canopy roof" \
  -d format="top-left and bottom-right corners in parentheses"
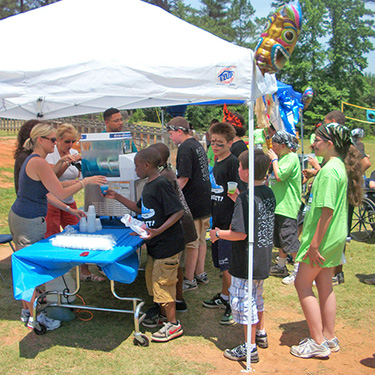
top-left (0, 0), bottom-right (276, 120)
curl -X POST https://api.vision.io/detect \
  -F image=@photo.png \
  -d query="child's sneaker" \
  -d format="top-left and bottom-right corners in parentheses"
top-left (175, 299), bottom-right (188, 312)
top-left (202, 293), bottom-right (226, 309)
top-left (182, 277), bottom-right (198, 292)
top-left (144, 303), bottom-right (161, 320)
top-left (224, 343), bottom-right (259, 363)
top-left (142, 314), bottom-right (167, 328)
top-left (20, 309), bottom-right (30, 323)
top-left (255, 333), bottom-right (268, 349)
top-left (270, 264), bottom-right (289, 277)
top-left (332, 272), bottom-right (345, 286)
top-left (324, 337), bottom-right (340, 352)
top-left (151, 321), bottom-right (183, 342)
top-left (195, 272), bottom-right (209, 284)
top-left (224, 342), bottom-right (247, 361)
top-left (220, 304), bottom-right (234, 325)
top-left (290, 337), bottom-right (331, 358)
top-left (27, 312), bottom-right (61, 331)
top-left (282, 270), bottom-right (298, 285)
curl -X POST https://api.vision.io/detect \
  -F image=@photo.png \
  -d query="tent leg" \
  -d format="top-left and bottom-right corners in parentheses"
top-left (244, 102), bottom-right (255, 373)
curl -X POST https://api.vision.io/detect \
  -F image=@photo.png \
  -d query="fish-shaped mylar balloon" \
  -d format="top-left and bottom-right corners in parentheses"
top-left (302, 87), bottom-right (314, 110)
top-left (254, 1), bottom-right (302, 74)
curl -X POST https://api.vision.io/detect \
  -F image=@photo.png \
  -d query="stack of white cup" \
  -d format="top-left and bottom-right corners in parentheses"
top-left (86, 205), bottom-right (96, 233)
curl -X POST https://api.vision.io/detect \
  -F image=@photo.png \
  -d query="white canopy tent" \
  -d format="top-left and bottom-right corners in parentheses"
top-left (0, 0), bottom-right (276, 119)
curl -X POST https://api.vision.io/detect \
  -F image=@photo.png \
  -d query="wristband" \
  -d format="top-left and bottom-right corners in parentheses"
top-left (271, 158), bottom-right (278, 163)
top-left (79, 180), bottom-right (85, 189)
top-left (66, 205), bottom-right (70, 212)
top-left (215, 230), bottom-right (220, 239)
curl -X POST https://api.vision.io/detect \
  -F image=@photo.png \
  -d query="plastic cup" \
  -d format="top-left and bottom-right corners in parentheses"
top-left (227, 181), bottom-right (238, 194)
top-left (87, 205), bottom-right (96, 215)
top-left (100, 184), bottom-right (109, 195)
top-left (95, 218), bottom-right (102, 231)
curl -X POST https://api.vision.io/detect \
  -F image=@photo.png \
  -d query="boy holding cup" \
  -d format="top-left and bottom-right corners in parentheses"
top-left (203, 122), bottom-right (245, 325)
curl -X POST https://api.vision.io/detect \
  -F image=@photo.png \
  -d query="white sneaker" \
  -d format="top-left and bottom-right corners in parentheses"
top-left (324, 337), bottom-right (340, 352)
top-left (28, 312), bottom-right (61, 331)
top-left (182, 278), bottom-right (198, 292)
top-left (20, 309), bottom-right (30, 323)
top-left (282, 270), bottom-right (297, 285)
top-left (290, 337), bottom-right (331, 358)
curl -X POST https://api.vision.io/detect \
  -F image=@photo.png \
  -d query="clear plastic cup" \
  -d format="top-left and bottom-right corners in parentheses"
top-left (227, 181), bottom-right (238, 194)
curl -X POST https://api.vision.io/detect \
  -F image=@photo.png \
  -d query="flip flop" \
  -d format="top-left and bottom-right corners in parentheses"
top-left (80, 273), bottom-right (106, 282)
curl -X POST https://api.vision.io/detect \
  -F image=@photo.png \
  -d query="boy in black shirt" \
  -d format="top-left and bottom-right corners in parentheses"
top-left (210, 150), bottom-right (275, 362)
top-left (167, 117), bottom-right (211, 292)
top-left (106, 148), bottom-right (184, 342)
top-left (202, 122), bottom-right (243, 325)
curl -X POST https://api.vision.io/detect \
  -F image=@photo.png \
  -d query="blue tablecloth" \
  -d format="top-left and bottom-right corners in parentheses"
top-left (12, 227), bottom-right (144, 302)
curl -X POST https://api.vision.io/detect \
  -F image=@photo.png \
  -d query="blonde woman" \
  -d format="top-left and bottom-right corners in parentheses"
top-left (8, 123), bottom-right (107, 330)
top-left (45, 123), bottom-right (82, 237)
top-left (45, 123), bottom-right (105, 282)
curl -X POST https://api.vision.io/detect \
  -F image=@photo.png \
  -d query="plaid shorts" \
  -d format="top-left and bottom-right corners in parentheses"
top-left (252, 280), bottom-right (264, 313)
top-left (229, 276), bottom-right (259, 325)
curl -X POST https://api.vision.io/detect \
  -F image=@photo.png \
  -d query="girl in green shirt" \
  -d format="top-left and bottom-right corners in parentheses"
top-left (291, 123), bottom-right (363, 359)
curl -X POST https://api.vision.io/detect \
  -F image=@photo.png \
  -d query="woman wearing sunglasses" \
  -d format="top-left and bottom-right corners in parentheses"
top-left (44, 123), bottom-right (104, 282)
top-left (8, 122), bottom-right (107, 330)
top-left (44, 124), bottom-right (82, 237)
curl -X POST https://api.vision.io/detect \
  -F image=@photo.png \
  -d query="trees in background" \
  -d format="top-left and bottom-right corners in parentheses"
top-left (0, 0), bottom-right (60, 19)
top-left (1, 0), bottom-right (374, 133)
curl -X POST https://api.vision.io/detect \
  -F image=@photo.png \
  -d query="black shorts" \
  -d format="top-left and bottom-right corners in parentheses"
top-left (211, 239), bottom-right (232, 271)
top-left (274, 214), bottom-right (300, 254)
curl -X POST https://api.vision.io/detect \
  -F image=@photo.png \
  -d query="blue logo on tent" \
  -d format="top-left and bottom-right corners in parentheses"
top-left (217, 66), bottom-right (236, 85)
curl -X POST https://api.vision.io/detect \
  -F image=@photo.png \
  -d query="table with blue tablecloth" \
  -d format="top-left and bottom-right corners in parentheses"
top-left (12, 226), bottom-right (144, 302)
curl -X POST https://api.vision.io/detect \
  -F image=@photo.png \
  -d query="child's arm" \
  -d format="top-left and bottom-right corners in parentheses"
top-left (209, 227), bottom-right (247, 243)
top-left (105, 189), bottom-right (141, 214)
top-left (303, 206), bottom-right (333, 266)
top-left (177, 176), bottom-right (189, 190)
top-left (144, 209), bottom-right (184, 240)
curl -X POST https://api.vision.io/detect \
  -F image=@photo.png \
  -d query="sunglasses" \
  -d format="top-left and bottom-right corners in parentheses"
top-left (63, 140), bottom-right (76, 144)
top-left (42, 136), bottom-right (57, 143)
top-left (210, 140), bottom-right (225, 147)
top-left (166, 125), bottom-right (189, 132)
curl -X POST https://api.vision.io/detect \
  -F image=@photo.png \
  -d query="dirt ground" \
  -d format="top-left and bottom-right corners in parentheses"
top-left (1, 136), bottom-right (374, 374)
top-left (0, 137), bottom-right (16, 188)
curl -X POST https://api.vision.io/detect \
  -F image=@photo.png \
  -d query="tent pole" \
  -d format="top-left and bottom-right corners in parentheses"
top-left (300, 111), bottom-right (306, 193)
top-left (300, 111), bottom-right (304, 168)
top-left (244, 89), bottom-right (255, 374)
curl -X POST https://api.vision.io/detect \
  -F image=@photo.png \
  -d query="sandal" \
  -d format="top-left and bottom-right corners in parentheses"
top-left (80, 273), bottom-right (106, 282)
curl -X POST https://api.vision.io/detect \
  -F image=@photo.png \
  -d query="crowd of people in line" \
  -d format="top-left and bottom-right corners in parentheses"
top-left (8, 106), bottom-right (374, 361)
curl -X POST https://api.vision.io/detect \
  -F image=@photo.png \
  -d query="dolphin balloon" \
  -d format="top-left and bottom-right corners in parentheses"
top-left (254, 1), bottom-right (302, 74)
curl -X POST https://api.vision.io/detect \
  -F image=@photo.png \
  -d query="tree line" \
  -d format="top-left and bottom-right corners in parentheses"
top-left (1, 0), bottom-right (375, 135)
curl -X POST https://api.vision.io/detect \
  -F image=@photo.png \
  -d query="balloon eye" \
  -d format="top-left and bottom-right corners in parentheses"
top-left (282, 29), bottom-right (296, 44)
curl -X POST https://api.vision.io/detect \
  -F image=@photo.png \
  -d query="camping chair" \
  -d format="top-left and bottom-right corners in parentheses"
top-left (0, 234), bottom-right (15, 281)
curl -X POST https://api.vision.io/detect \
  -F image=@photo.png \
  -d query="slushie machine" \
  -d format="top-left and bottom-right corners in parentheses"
top-left (79, 132), bottom-right (140, 216)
